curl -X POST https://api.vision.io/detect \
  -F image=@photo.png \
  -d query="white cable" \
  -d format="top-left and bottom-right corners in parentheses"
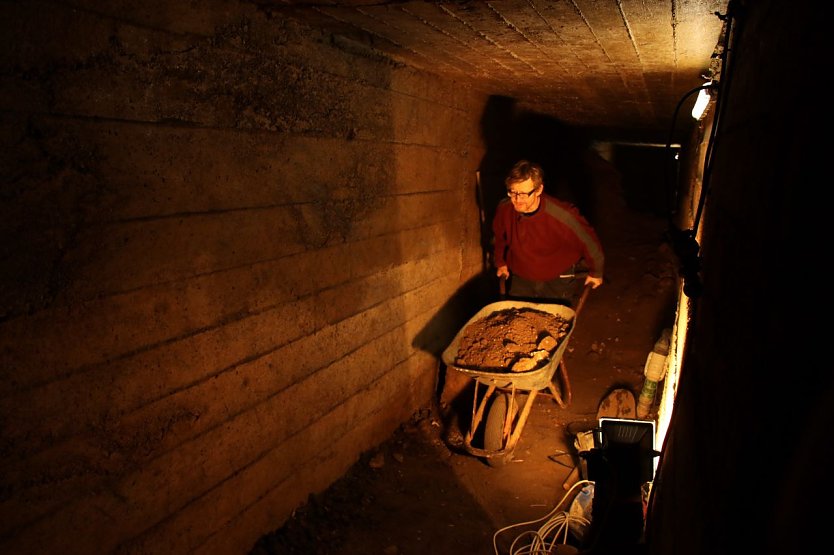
top-left (493, 479), bottom-right (594, 555)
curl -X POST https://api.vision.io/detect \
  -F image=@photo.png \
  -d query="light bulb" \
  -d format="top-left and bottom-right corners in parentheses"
top-left (691, 81), bottom-right (712, 120)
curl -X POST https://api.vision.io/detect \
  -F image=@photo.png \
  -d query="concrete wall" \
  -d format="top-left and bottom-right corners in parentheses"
top-left (647, 2), bottom-right (822, 554)
top-left (0, 1), bottom-right (488, 553)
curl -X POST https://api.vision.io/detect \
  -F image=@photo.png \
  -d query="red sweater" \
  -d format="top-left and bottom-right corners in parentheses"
top-left (492, 194), bottom-right (604, 281)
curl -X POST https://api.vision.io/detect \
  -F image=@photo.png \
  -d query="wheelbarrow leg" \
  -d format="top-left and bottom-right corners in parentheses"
top-left (465, 381), bottom-right (497, 445)
top-left (547, 359), bottom-right (572, 408)
top-left (549, 283), bottom-right (588, 408)
top-left (504, 389), bottom-right (539, 451)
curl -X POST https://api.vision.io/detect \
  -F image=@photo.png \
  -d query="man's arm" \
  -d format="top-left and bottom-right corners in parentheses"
top-left (544, 200), bottom-right (605, 280)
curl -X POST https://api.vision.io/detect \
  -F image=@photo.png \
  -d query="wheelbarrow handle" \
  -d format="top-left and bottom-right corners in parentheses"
top-left (575, 283), bottom-right (592, 317)
top-left (498, 276), bottom-right (591, 310)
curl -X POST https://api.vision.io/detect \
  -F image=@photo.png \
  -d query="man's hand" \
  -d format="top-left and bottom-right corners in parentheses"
top-left (496, 265), bottom-right (510, 279)
top-left (585, 275), bottom-right (603, 289)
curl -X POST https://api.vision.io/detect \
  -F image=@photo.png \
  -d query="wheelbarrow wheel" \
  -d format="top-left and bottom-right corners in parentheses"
top-left (484, 393), bottom-right (514, 467)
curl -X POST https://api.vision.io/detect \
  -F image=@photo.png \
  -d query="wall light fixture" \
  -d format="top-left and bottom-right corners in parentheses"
top-left (691, 81), bottom-right (713, 120)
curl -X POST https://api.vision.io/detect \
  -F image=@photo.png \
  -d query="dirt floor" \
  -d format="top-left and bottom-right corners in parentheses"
top-left (249, 202), bottom-right (677, 555)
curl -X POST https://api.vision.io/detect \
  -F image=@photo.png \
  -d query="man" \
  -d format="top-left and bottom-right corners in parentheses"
top-left (493, 159), bottom-right (604, 306)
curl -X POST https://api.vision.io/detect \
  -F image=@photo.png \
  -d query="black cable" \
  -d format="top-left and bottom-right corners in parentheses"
top-left (664, 83), bottom-right (715, 225)
top-left (695, 0), bottom-right (743, 231)
top-left (662, 1), bottom-right (741, 298)
top-left (663, 83), bottom-right (712, 299)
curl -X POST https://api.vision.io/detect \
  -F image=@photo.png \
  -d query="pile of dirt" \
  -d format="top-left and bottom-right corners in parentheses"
top-left (452, 307), bottom-right (571, 372)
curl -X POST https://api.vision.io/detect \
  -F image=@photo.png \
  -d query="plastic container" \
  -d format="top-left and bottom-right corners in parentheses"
top-left (568, 483), bottom-right (594, 541)
top-left (636, 329), bottom-right (671, 418)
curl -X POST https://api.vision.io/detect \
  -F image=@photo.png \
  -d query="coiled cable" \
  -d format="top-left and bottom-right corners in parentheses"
top-left (492, 479), bottom-right (594, 555)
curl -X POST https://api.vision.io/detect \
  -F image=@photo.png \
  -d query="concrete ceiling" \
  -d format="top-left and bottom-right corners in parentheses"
top-left (253, 0), bottom-right (729, 143)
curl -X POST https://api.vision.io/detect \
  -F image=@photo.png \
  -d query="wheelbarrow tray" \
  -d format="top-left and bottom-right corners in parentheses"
top-left (441, 300), bottom-right (577, 391)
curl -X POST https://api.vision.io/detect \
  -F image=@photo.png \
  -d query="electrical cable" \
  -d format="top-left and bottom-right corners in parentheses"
top-left (547, 450), bottom-right (575, 468)
top-left (694, 0), bottom-right (742, 231)
top-left (492, 479), bottom-right (594, 555)
top-left (662, 1), bottom-right (742, 298)
top-left (662, 82), bottom-right (713, 299)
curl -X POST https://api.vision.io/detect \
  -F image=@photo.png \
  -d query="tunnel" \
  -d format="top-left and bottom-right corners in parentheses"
top-left (0, 1), bottom-right (821, 554)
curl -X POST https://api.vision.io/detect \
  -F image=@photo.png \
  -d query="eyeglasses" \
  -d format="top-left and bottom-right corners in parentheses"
top-left (507, 188), bottom-right (538, 200)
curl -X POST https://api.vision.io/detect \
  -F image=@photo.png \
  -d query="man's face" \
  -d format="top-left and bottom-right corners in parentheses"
top-left (507, 177), bottom-right (541, 214)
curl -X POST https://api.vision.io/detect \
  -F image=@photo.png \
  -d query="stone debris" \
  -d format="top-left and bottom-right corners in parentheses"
top-left (453, 307), bottom-right (571, 372)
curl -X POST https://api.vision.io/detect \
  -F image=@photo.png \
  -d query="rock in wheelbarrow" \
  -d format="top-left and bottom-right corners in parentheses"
top-left (452, 307), bottom-right (571, 369)
top-left (510, 349), bottom-right (551, 372)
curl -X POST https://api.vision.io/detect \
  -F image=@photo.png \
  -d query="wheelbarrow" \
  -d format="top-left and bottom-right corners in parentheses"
top-left (441, 285), bottom-right (591, 467)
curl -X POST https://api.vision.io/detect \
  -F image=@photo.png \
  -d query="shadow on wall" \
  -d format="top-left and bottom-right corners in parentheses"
top-left (475, 95), bottom-right (517, 270)
top-left (411, 272), bottom-right (497, 360)
top-left (410, 271), bottom-right (498, 439)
